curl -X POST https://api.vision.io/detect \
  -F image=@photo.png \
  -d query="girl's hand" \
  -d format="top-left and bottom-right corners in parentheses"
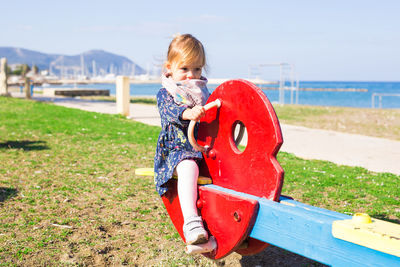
top-left (182, 106), bottom-right (206, 121)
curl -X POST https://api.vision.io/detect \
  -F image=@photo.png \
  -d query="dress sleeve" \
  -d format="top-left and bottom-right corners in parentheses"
top-left (157, 88), bottom-right (188, 126)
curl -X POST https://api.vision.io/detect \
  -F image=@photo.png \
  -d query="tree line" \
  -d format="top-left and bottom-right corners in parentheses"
top-left (6, 64), bottom-right (39, 76)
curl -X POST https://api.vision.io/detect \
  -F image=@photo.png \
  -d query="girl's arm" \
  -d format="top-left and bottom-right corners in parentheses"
top-left (157, 89), bottom-right (188, 126)
top-left (181, 106), bottom-right (205, 121)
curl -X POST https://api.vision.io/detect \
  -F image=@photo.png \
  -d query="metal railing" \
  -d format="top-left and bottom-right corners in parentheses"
top-left (371, 93), bottom-right (400, 108)
top-left (248, 63), bottom-right (299, 105)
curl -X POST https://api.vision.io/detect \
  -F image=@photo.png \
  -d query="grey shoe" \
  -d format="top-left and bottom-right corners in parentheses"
top-left (183, 216), bottom-right (209, 245)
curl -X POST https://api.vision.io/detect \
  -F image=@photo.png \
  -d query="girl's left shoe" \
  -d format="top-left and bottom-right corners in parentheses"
top-left (183, 215), bottom-right (209, 245)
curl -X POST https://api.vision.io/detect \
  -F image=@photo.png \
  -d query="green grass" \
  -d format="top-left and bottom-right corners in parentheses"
top-left (0, 96), bottom-right (399, 265)
top-left (80, 95), bottom-right (157, 105)
top-left (279, 153), bottom-right (399, 222)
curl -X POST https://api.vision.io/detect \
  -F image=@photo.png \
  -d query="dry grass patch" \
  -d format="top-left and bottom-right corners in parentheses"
top-left (273, 104), bottom-right (400, 140)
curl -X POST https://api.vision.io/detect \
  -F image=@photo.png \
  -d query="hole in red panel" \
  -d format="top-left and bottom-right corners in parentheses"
top-left (231, 121), bottom-right (248, 153)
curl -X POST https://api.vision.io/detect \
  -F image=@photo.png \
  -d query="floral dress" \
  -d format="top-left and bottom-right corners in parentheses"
top-left (154, 88), bottom-right (204, 196)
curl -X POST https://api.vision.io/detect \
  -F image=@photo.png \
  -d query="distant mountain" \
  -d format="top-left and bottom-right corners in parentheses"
top-left (0, 47), bottom-right (146, 77)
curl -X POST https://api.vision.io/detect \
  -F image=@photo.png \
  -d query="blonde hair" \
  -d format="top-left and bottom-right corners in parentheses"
top-left (166, 34), bottom-right (206, 71)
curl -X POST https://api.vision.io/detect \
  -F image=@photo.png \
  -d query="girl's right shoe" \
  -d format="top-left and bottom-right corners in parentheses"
top-left (183, 215), bottom-right (209, 245)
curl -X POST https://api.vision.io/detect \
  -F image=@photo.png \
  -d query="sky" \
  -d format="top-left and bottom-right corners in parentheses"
top-left (0, 0), bottom-right (399, 81)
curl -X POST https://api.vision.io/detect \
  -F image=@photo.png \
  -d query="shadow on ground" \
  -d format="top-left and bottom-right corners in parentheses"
top-left (373, 214), bottom-right (400, 224)
top-left (240, 245), bottom-right (327, 267)
top-left (0, 140), bottom-right (49, 151)
top-left (0, 187), bottom-right (18, 202)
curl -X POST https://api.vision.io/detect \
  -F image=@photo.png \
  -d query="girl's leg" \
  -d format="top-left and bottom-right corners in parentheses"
top-left (176, 159), bottom-right (199, 220)
top-left (176, 159), bottom-right (208, 245)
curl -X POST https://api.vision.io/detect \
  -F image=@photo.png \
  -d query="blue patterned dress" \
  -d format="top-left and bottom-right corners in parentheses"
top-left (154, 88), bottom-right (206, 196)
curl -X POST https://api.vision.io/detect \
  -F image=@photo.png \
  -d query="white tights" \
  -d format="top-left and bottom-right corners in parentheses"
top-left (176, 159), bottom-right (199, 221)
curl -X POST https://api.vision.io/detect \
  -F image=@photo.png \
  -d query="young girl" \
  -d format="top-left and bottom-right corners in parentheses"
top-left (154, 34), bottom-right (210, 245)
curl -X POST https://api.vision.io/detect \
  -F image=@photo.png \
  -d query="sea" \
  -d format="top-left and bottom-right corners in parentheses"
top-left (39, 81), bottom-right (400, 109)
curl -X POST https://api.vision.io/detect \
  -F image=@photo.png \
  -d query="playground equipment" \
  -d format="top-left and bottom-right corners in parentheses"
top-left (136, 80), bottom-right (400, 266)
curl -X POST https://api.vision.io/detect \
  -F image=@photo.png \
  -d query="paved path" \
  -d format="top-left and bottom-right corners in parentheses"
top-left (18, 94), bottom-right (400, 175)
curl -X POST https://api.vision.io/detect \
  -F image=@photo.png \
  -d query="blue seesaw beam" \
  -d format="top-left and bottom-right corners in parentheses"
top-left (205, 184), bottom-right (400, 267)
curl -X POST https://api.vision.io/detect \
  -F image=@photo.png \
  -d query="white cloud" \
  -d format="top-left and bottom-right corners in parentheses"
top-left (16, 25), bottom-right (33, 31)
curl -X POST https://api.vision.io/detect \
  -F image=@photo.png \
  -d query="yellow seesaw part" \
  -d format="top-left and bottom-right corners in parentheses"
top-left (332, 213), bottom-right (400, 257)
top-left (135, 168), bottom-right (155, 176)
top-left (135, 168), bottom-right (213, 185)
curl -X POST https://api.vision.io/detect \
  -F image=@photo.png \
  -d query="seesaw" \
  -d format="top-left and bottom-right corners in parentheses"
top-left (136, 79), bottom-right (400, 266)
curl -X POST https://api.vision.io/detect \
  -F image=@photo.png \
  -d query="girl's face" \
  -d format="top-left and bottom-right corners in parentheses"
top-left (167, 61), bottom-right (203, 82)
